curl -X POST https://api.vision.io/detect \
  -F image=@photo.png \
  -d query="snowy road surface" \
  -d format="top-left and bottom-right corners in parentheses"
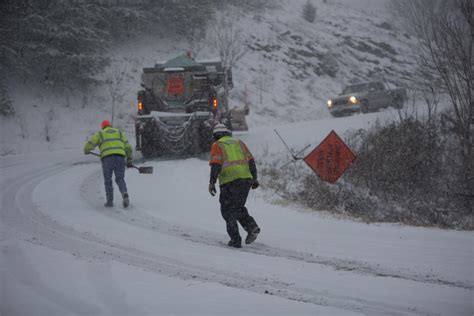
top-left (1, 118), bottom-right (473, 316)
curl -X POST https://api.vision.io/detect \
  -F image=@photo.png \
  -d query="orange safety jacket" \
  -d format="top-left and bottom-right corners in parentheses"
top-left (209, 136), bottom-right (253, 185)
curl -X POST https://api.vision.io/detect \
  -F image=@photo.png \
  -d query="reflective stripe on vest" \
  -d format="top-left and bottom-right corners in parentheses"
top-left (217, 136), bottom-right (252, 185)
top-left (99, 128), bottom-right (126, 158)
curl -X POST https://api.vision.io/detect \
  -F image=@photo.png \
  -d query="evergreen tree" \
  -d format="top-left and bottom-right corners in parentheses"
top-left (0, 0), bottom-right (218, 100)
top-left (0, 0), bottom-right (110, 93)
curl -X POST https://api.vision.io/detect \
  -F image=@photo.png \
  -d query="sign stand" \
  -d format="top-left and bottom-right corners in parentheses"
top-left (274, 129), bottom-right (311, 167)
top-left (274, 129), bottom-right (357, 183)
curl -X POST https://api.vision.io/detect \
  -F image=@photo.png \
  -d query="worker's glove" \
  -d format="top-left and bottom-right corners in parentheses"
top-left (208, 183), bottom-right (216, 196)
top-left (251, 179), bottom-right (260, 190)
top-left (126, 160), bottom-right (133, 168)
top-left (251, 179), bottom-right (259, 190)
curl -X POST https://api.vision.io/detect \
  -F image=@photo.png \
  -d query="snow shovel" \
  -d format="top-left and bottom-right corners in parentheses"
top-left (88, 152), bottom-right (153, 174)
top-left (132, 165), bottom-right (153, 174)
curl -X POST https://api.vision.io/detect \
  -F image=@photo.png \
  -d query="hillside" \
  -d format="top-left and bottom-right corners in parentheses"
top-left (230, 0), bottom-right (416, 126)
top-left (0, 0), bottom-right (417, 155)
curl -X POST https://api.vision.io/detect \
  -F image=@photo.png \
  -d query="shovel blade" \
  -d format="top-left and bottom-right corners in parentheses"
top-left (137, 166), bottom-right (153, 174)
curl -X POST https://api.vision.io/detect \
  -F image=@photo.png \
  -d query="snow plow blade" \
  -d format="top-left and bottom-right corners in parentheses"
top-left (133, 165), bottom-right (153, 174)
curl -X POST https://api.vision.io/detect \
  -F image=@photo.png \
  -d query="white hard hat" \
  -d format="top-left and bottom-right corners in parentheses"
top-left (213, 123), bottom-right (229, 134)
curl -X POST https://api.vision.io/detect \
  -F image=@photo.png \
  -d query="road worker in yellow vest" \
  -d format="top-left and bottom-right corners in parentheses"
top-left (208, 124), bottom-right (260, 248)
top-left (84, 119), bottom-right (133, 208)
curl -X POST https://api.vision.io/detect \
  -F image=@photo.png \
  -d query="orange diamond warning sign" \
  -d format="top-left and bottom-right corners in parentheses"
top-left (304, 130), bottom-right (356, 183)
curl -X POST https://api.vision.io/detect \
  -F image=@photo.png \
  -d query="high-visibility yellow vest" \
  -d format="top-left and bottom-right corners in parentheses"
top-left (84, 127), bottom-right (132, 159)
top-left (217, 136), bottom-right (252, 185)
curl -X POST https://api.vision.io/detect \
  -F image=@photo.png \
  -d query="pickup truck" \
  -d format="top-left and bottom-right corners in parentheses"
top-left (326, 81), bottom-right (407, 117)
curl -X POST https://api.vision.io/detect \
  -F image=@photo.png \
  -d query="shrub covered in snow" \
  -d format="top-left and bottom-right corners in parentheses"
top-left (320, 51), bottom-right (339, 77)
top-left (260, 114), bottom-right (473, 230)
top-left (302, 0), bottom-right (317, 23)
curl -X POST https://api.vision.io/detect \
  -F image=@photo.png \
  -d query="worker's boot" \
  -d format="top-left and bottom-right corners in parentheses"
top-left (104, 201), bottom-right (113, 207)
top-left (227, 239), bottom-right (242, 248)
top-left (245, 227), bottom-right (260, 244)
top-left (122, 193), bottom-right (129, 208)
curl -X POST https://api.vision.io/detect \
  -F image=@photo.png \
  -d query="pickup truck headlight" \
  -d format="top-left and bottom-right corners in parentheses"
top-left (327, 100), bottom-right (332, 108)
top-left (349, 96), bottom-right (358, 104)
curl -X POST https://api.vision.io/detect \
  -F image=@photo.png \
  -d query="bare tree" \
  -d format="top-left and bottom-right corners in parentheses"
top-left (211, 17), bottom-right (248, 112)
top-left (389, 0), bottom-right (473, 203)
top-left (212, 17), bottom-right (247, 69)
top-left (43, 108), bottom-right (54, 142)
top-left (105, 67), bottom-right (127, 126)
top-left (15, 110), bottom-right (28, 139)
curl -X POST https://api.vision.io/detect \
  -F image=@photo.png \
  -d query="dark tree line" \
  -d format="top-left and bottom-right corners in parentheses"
top-left (0, 0), bottom-right (217, 112)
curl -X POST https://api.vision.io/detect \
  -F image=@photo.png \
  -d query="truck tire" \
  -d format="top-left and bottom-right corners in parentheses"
top-left (189, 123), bottom-right (202, 155)
top-left (198, 123), bottom-right (213, 153)
top-left (135, 123), bottom-right (141, 151)
top-left (141, 134), bottom-right (156, 158)
top-left (141, 124), bottom-right (160, 158)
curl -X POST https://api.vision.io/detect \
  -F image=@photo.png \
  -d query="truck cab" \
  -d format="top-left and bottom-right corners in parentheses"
top-left (135, 54), bottom-right (235, 158)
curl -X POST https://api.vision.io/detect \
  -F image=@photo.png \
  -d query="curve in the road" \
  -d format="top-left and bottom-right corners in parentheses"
top-left (80, 167), bottom-right (473, 291)
top-left (1, 161), bottom-right (432, 316)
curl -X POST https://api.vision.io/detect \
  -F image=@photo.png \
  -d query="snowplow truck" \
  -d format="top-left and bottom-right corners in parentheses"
top-left (135, 54), bottom-right (233, 158)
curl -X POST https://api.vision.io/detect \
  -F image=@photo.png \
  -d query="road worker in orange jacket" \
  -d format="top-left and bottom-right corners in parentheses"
top-left (208, 124), bottom-right (260, 248)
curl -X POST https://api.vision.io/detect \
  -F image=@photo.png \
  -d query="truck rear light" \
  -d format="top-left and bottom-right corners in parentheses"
top-left (138, 101), bottom-right (143, 111)
top-left (212, 98), bottom-right (218, 108)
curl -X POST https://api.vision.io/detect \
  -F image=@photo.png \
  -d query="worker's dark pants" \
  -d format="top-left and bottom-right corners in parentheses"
top-left (219, 179), bottom-right (259, 242)
top-left (101, 154), bottom-right (127, 203)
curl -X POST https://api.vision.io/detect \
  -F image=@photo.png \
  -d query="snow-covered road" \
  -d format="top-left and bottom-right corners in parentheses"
top-left (1, 117), bottom-right (473, 315)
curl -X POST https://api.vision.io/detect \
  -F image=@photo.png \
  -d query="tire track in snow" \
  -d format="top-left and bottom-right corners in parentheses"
top-left (1, 161), bottom-right (429, 316)
top-left (80, 168), bottom-right (473, 291)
